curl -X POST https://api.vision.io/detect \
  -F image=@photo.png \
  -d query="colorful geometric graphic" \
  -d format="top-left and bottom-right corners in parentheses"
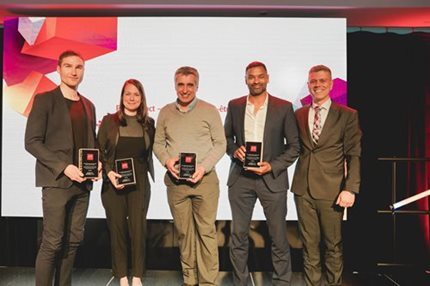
top-left (3, 17), bottom-right (118, 116)
top-left (4, 71), bottom-right (57, 117)
top-left (21, 17), bottom-right (118, 60)
top-left (300, 78), bottom-right (347, 106)
top-left (18, 17), bottom-right (46, 46)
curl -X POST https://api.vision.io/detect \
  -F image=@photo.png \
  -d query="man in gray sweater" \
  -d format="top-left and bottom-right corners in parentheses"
top-left (153, 66), bottom-right (226, 286)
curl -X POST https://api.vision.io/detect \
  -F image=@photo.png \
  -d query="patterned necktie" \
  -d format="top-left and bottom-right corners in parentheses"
top-left (312, 105), bottom-right (321, 144)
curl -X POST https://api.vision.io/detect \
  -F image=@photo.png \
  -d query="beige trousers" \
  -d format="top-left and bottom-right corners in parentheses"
top-left (165, 171), bottom-right (220, 285)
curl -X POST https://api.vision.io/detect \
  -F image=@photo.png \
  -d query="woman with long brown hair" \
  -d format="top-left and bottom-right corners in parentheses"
top-left (97, 79), bottom-right (155, 286)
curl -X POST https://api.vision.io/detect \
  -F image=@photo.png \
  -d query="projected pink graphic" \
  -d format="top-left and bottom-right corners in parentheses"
top-left (4, 71), bottom-right (57, 116)
top-left (300, 78), bottom-right (347, 106)
top-left (18, 17), bottom-right (45, 46)
top-left (3, 17), bottom-right (118, 116)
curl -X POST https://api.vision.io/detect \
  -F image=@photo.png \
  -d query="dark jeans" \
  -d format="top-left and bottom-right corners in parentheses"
top-left (35, 185), bottom-right (90, 286)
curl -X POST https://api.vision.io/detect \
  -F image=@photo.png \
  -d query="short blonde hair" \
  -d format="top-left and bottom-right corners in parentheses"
top-left (308, 65), bottom-right (332, 78)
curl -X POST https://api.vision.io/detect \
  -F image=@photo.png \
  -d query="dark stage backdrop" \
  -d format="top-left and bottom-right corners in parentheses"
top-left (346, 31), bottom-right (430, 271)
top-left (0, 30), bottom-right (429, 273)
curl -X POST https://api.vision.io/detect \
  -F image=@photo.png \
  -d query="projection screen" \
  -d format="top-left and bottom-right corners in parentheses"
top-left (2, 17), bottom-right (347, 219)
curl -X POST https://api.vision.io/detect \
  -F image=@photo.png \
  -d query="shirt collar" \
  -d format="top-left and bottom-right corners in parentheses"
top-left (313, 98), bottom-right (332, 110)
top-left (246, 93), bottom-right (269, 108)
top-left (176, 96), bottom-right (198, 113)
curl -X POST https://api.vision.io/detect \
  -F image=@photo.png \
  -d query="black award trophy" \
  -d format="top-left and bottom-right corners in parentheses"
top-left (179, 152), bottom-right (197, 179)
top-left (115, 158), bottom-right (136, 185)
top-left (243, 141), bottom-right (263, 168)
top-left (78, 148), bottom-right (99, 178)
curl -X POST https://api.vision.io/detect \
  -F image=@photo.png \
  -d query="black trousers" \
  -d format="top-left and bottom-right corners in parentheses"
top-left (101, 174), bottom-right (150, 278)
top-left (295, 191), bottom-right (344, 286)
top-left (36, 185), bottom-right (90, 286)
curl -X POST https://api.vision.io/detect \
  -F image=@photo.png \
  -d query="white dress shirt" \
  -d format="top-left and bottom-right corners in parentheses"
top-left (244, 94), bottom-right (269, 143)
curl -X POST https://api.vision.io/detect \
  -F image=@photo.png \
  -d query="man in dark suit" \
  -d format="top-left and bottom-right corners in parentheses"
top-left (292, 65), bottom-right (362, 286)
top-left (25, 50), bottom-right (98, 286)
top-left (224, 61), bottom-right (300, 285)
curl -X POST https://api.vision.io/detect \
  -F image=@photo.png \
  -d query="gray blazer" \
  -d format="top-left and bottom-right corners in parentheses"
top-left (25, 86), bottom-right (97, 189)
top-left (291, 102), bottom-right (362, 200)
top-left (224, 94), bottom-right (300, 192)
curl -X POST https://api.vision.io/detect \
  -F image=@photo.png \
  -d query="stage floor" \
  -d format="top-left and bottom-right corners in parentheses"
top-left (0, 267), bottom-right (428, 286)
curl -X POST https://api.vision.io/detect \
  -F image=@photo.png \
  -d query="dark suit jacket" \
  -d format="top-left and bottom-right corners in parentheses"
top-left (291, 102), bottom-right (362, 200)
top-left (224, 94), bottom-right (300, 192)
top-left (25, 86), bottom-right (97, 189)
top-left (97, 112), bottom-right (155, 183)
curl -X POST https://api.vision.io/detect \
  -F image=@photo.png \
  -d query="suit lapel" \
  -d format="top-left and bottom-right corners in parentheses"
top-left (301, 105), bottom-right (315, 149)
top-left (237, 96), bottom-right (247, 145)
top-left (80, 95), bottom-right (96, 146)
top-left (80, 95), bottom-right (94, 128)
top-left (317, 103), bottom-right (339, 145)
top-left (262, 95), bottom-right (274, 159)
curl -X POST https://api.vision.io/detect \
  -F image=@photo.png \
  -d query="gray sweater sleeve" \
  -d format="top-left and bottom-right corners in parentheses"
top-left (200, 106), bottom-right (227, 173)
top-left (153, 107), bottom-right (170, 167)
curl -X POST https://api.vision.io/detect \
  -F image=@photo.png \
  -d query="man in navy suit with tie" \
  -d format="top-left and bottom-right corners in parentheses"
top-left (292, 65), bottom-right (362, 286)
top-left (224, 61), bottom-right (300, 285)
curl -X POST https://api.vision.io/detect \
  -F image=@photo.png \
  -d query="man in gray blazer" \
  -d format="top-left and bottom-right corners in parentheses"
top-left (292, 65), bottom-right (361, 286)
top-left (224, 61), bottom-right (300, 286)
top-left (25, 50), bottom-right (98, 286)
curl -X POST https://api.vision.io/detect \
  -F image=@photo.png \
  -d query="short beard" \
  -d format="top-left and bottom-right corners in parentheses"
top-left (249, 87), bottom-right (266, 97)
